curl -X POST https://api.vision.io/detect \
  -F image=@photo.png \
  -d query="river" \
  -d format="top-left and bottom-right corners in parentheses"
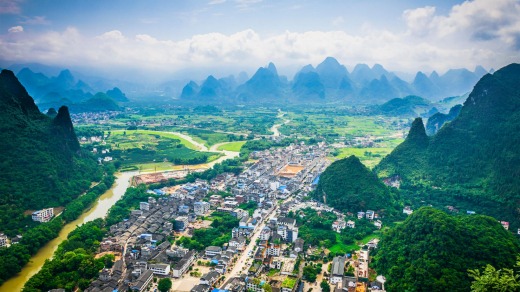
top-left (1, 131), bottom-right (242, 292)
top-left (0, 171), bottom-right (136, 292)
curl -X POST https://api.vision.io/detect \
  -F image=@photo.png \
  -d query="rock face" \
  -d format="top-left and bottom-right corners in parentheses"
top-left (425, 104), bottom-right (462, 135)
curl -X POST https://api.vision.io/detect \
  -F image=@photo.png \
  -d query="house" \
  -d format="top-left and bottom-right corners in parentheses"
top-left (200, 271), bottom-right (221, 286)
top-left (259, 227), bottom-right (271, 241)
top-left (374, 220), bottom-right (382, 229)
top-left (32, 208), bottom-right (54, 222)
top-left (175, 216), bottom-right (189, 231)
top-left (346, 220), bottom-right (356, 228)
top-left (357, 212), bottom-right (365, 219)
top-left (205, 246), bottom-right (222, 257)
top-left (194, 201), bottom-right (211, 216)
top-left (173, 250), bottom-right (196, 278)
top-left (403, 206), bottom-right (413, 215)
top-left (365, 210), bottom-right (375, 220)
top-left (266, 243), bottom-right (281, 256)
top-left (179, 205), bottom-right (190, 214)
top-left (229, 237), bottom-right (246, 250)
top-left (518, 228), bottom-right (520, 235)
top-left (131, 270), bottom-right (153, 292)
top-left (332, 220), bottom-right (346, 233)
top-left (330, 256), bottom-right (346, 284)
top-left (293, 238), bottom-right (304, 253)
top-left (500, 221), bottom-right (509, 230)
top-left (140, 202), bottom-right (150, 211)
top-left (148, 263), bottom-right (170, 275)
top-left (191, 284), bottom-right (211, 292)
top-left (0, 233), bottom-right (7, 248)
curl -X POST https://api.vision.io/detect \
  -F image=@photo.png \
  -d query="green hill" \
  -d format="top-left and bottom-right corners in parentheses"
top-left (313, 155), bottom-right (399, 215)
top-left (375, 63), bottom-right (520, 228)
top-left (375, 207), bottom-right (520, 291)
top-left (0, 69), bottom-right (101, 235)
top-left (377, 95), bottom-right (431, 117)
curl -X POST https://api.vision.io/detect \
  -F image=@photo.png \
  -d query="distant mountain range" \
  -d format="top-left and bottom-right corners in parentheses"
top-left (12, 67), bottom-right (128, 112)
top-left (178, 57), bottom-right (489, 105)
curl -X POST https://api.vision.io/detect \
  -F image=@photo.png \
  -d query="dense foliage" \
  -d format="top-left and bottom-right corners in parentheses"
top-left (374, 207), bottom-right (520, 292)
top-left (468, 256), bottom-right (520, 292)
top-left (23, 219), bottom-right (113, 292)
top-left (0, 70), bottom-right (102, 236)
top-left (314, 156), bottom-right (399, 215)
top-left (375, 95), bottom-right (431, 117)
top-left (375, 63), bottom-right (520, 228)
top-left (177, 212), bottom-right (239, 250)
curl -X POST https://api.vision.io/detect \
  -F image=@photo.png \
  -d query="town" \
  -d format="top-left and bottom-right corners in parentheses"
top-left (79, 141), bottom-right (385, 292)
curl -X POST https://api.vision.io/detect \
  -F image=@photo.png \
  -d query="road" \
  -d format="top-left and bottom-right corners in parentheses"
top-left (222, 207), bottom-right (278, 283)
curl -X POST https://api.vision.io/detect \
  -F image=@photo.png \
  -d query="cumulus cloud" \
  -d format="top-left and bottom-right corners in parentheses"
top-left (403, 0), bottom-right (520, 49)
top-left (0, 0), bottom-right (518, 79)
top-left (7, 25), bottom-right (23, 33)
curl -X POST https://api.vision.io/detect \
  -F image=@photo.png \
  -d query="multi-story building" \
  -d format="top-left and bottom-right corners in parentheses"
top-left (148, 264), bottom-right (171, 275)
top-left (139, 202), bottom-right (150, 211)
top-left (174, 216), bottom-right (189, 231)
top-left (172, 250), bottom-right (196, 278)
top-left (31, 208), bottom-right (54, 222)
top-left (194, 201), bottom-right (210, 216)
top-left (330, 256), bottom-right (346, 284)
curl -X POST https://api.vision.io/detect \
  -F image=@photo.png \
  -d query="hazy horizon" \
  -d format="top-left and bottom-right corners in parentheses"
top-left (1, 0), bottom-right (519, 83)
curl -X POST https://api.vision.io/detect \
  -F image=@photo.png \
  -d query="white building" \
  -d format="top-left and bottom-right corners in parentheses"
top-left (148, 263), bottom-right (170, 275)
top-left (366, 210), bottom-right (375, 220)
top-left (194, 201), bottom-right (211, 216)
top-left (346, 220), bottom-right (356, 228)
top-left (172, 251), bottom-right (195, 278)
top-left (32, 208), bottom-right (54, 222)
top-left (403, 206), bottom-right (413, 215)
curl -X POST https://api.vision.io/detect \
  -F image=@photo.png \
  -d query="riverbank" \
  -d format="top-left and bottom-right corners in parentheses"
top-left (0, 171), bottom-right (135, 292)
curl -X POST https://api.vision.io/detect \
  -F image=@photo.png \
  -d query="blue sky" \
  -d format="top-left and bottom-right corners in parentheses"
top-left (1, 0), bottom-right (519, 81)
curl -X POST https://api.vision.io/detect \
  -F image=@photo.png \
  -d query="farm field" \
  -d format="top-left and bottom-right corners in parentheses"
top-left (105, 130), bottom-right (221, 167)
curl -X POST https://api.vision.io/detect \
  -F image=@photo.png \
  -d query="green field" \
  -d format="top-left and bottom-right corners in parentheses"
top-left (106, 130), bottom-right (220, 166)
top-left (331, 147), bottom-right (395, 168)
top-left (217, 141), bottom-right (247, 151)
top-left (110, 129), bottom-right (198, 150)
top-left (329, 233), bottom-right (381, 253)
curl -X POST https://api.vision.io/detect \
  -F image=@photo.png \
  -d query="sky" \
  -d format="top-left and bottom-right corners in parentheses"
top-left (0, 0), bottom-right (519, 82)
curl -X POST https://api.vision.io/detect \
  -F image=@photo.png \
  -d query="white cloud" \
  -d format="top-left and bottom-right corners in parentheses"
top-left (0, 0), bottom-right (21, 14)
top-left (1, 0), bottom-right (519, 79)
top-left (7, 25), bottom-right (23, 33)
top-left (403, 0), bottom-right (520, 49)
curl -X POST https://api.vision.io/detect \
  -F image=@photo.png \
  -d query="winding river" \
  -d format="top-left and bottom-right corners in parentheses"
top-left (0, 131), bottom-right (241, 292)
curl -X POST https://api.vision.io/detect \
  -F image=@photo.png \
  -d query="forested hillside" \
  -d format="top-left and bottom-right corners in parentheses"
top-left (375, 63), bottom-right (520, 228)
top-left (0, 69), bottom-right (101, 235)
top-left (313, 155), bottom-right (400, 216)
top-left (374, 207), bottom-right (520, 291)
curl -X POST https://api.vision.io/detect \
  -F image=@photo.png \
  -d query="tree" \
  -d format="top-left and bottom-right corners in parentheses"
top-left (158, 278), bottom-right (172, 292)
top-left (468, 257), bottom-right (520, 292)
top-left (320, 280), bottom-right (331, 292)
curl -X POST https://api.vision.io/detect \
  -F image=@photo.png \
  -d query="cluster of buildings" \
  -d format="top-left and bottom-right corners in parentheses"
top-left (82, 142), bottom-right (331, 292)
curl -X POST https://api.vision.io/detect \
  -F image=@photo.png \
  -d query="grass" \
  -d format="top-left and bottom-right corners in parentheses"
top-left (110, 129), bottom-right (198, 150)
top-left (267, 269), bottom-right (280, 276)
top-left (217, 141), bottom-right (247, 151)
top-left (329, 233), bottom-right (381, 253)
top-left (331, 147), bottom-right (394, 168)
top-left (282, 277), bottom-right (297, 289)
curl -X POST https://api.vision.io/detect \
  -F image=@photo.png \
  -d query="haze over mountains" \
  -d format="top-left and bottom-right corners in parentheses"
top-left (179, 57), bottom-right (489, 104)
top-left (6, 56), bottom-right (489, 108)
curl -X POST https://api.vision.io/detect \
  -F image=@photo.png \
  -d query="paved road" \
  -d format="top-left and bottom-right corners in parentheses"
top-left (222, 207), bottom-right (278, 283)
